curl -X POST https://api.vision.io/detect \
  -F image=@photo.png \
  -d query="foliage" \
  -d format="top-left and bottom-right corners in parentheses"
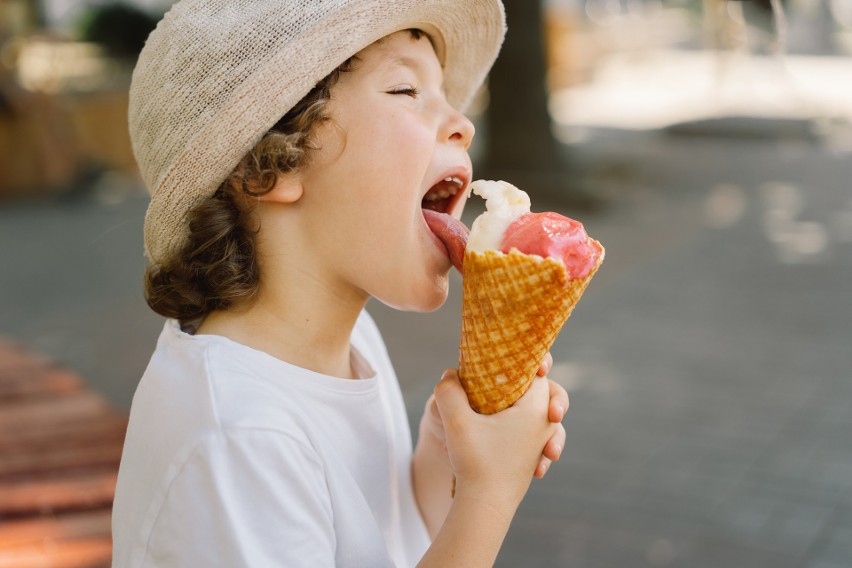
top-left (76, 2), bottom-right (162, 59)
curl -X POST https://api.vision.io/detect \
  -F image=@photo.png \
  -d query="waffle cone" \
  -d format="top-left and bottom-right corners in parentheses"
top-left (458, 245), bottom-right (604, 414)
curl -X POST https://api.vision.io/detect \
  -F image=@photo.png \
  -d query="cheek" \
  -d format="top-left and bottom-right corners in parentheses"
top-left (367, 111), bottom-right (435, 164)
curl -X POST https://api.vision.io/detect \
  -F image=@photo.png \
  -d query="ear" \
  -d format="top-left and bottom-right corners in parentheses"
top-left (254, 173), bottom-right (304, 204)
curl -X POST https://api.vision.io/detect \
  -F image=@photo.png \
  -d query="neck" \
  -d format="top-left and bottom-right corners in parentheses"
top-left (197, 268), bottom-right (367, 379)
top-left (196, 198), bottom-right (373, 379)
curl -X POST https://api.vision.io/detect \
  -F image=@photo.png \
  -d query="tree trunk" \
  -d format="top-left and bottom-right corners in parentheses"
top-left (27, 0), bottom-right (47, 28)
top-left (486, 0), bottom-right (556, 170)
top-left (482, 0), bottom-right (590, 206)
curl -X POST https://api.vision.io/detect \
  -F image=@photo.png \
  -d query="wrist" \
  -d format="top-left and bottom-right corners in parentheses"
top-left (413, 427), bottom-right (455, 539)
top-left (451, 478), bottom-right (523, 522)
top-left (418, 482), bottom-right (518, 568)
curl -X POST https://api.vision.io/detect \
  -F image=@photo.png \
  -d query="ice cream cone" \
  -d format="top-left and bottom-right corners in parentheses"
top-left (458, 245), bottom-right (604, 414)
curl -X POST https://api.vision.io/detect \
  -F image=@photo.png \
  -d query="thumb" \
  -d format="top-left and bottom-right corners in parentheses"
top-left (433, 368), bottom-right (472, 417)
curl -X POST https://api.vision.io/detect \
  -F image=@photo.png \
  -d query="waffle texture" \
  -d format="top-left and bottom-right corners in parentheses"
top-left (129, 0), bottom-right (506, 264)
top-left (458, 246), bottom-right (604, 414)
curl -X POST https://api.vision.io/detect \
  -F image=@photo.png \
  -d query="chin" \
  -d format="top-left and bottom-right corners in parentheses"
top-left (377, 277), bottom-right (449, 313)
top-left (417, 289), bottom-right (449, 313)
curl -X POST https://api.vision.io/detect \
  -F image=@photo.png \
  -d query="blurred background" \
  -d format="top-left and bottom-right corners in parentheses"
top-left (1, 0), bottom-right (851, 566)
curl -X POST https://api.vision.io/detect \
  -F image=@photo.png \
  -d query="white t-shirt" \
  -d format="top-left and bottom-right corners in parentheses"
top-left (112, 311), bottom-right (431, 567)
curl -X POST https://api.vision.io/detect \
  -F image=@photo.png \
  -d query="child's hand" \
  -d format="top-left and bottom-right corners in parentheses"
top-left (419, 352), bottom-right (568, 479)
top-left (432, 368), bottom-right (560, 512)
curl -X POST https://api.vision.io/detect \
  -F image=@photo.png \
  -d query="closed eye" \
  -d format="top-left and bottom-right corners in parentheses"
top-left (387, 86), bottom-right (420, 98)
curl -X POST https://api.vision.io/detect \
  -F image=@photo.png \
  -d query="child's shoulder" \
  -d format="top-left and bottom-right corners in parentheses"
top-left (143, 320), bottom-right (309, 429)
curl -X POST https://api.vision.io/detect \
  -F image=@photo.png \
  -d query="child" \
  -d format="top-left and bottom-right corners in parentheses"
top-left (112, 1), bottom-right (569, 566)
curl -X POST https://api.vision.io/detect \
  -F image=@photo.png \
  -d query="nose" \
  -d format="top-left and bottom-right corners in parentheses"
top-left (441, 104), bottom-right (476, 150)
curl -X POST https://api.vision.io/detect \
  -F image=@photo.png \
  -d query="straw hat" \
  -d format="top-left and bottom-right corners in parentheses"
top-left (130, 0), bottom-right (506, 264)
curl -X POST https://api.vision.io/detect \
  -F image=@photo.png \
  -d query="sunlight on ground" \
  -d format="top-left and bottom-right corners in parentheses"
top-left (550, 49), bottom-right (852, 131)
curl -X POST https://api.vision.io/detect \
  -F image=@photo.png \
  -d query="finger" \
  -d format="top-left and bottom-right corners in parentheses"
top-left (548, 380), bottom-right (570, 423)
top-left (422, 394), bottom-right (447, 442)
top-left (428, 394), bottom-right (441, 422)
top-left (534, 456), bottom-right (552, 479)
top-left (513, 374), bottom-right (551, 410)
top-left (536, 352), bottom-right (554, 377)
top-left (542, 424), bottom-right (566, 462)
top-left (433, 369), bottom-right (472, 419)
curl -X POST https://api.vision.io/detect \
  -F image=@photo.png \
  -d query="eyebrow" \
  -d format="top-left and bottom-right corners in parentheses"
top-left (390, 55), bottom-right (421, 70)
top-left (387, 55), bottom-right (446, 94)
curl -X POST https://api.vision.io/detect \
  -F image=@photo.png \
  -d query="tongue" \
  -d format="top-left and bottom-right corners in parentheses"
top-left (423, 209), bottom-right (469, 274)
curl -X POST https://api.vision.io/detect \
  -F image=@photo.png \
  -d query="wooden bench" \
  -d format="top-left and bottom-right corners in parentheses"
top-left (0, 339), bottom-right (126, 567)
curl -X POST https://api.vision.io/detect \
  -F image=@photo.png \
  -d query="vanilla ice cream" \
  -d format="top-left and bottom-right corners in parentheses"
top-left (466, 180), bottom-right (531, 253)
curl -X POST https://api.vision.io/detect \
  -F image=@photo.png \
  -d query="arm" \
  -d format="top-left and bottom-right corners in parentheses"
top-left (412, 395), bottom-right (454, 539)
top-left (418, 483), bottom-right (518, 567)
top-left (416, 369), bottom-right (562, 568)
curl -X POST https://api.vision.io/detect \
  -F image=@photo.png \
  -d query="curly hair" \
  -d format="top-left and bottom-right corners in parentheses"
top-left (143, 59), bottom-right (355, 323)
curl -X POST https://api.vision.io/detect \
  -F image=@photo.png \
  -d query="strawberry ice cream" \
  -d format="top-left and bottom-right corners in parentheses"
top-left (500, 212), bottom-right (602, 280)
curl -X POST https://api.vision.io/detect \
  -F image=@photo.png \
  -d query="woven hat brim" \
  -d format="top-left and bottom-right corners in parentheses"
top-left (131, 0), bottom-right (505, 265)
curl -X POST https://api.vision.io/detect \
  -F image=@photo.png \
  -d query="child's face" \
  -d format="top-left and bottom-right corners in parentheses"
top-left (292, 30), bottom-right (475, 312)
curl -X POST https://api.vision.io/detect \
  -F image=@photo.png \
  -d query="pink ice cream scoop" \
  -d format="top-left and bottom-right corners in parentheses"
top-left (500, 212), bottom-right (602, 280)
top-left (424, 209), bottom-right (601, 280)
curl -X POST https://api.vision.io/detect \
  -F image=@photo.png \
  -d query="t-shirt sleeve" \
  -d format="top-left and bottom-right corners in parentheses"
top-left (144, 429), bottom-right (335, 567)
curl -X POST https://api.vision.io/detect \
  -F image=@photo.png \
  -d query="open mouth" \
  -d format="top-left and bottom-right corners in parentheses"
top-left (422, 176), bottom-right (465, 215)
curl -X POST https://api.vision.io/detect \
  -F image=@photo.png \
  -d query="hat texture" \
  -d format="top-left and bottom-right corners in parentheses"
top-left (130, 0), bottom-right (506, 264)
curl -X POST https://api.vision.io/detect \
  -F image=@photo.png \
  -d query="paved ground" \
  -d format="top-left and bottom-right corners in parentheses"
top-left (0, 339), bottom-right (121, 566)
top-left (1, 123), bottom-right (850, 567)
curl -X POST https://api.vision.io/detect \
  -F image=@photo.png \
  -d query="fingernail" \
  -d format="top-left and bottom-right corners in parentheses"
top-left (542, 461), bottom-right (550, 475)
top-left (555, 404), bottom-right (565, 418)
top-left (553, 443), bottom-right (562, 457)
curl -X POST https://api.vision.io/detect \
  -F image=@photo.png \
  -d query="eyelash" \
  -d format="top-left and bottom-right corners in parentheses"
top-left (388, 86), bottom-right (420, 98)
